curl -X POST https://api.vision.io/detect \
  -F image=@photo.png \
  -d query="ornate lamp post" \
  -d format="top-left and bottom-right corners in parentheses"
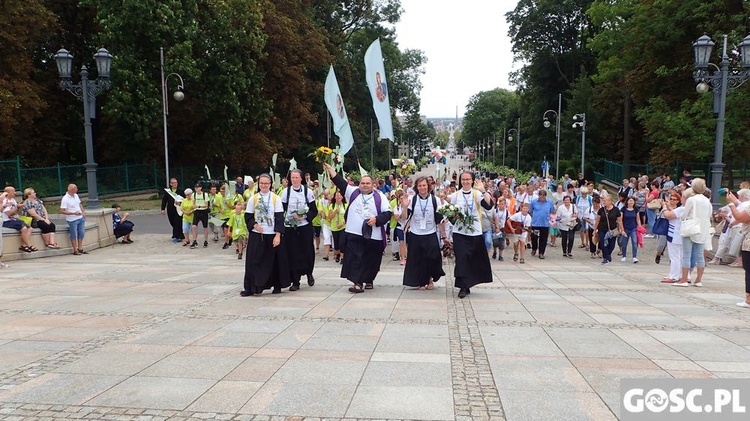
top-left (692, 34), bottom-right (750, 209)
top-left (161, 47), bottom-right (185, 188)
top-left (507, 127), bottom-right (519, 172)
top-left (53, 47), bottom-right (113, 209)
top-left (543, 93), bottom-right (562, 178)
top-left (572, 113), bottom-right (586, 177)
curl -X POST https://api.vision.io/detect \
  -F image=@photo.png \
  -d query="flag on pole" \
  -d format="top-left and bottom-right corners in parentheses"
top-left (364, 39), bottom-right (394, 142)
top-left (324, 65), bottom-right (354, 154)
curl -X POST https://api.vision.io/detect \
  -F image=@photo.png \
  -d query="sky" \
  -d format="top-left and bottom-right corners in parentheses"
top-left (393, 0), bottom-right (518, 118)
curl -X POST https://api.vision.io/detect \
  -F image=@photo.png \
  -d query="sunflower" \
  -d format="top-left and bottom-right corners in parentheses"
top-left (319, 146), bottom-right (333, 155)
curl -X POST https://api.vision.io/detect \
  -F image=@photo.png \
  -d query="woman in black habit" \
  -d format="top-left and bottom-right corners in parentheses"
top-left (241, 174), bottom-right (291, 296)
top-left (403, 176), bottom-right (447, 290)
top-left (447, 171), bottom-right (494, 298)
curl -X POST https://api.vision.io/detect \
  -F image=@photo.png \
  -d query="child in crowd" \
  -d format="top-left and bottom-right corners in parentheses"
top-left (508, 202), bottom-right (532, 264)
top-left (227, 201), bottom-right (248, 259)
top-left (179, 188), bottom-right (195, 247)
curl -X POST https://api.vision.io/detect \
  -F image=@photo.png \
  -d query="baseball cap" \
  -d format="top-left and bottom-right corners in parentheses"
top-left (184, 188), bottom-right (193, 195)
top-left (194, 182), bottom-right (202, 187)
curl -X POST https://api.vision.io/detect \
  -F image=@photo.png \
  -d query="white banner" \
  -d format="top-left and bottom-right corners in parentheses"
top-left (364, 39), bottom-right (394, 142)
top-left (324, 65), bottom-right (354, 154)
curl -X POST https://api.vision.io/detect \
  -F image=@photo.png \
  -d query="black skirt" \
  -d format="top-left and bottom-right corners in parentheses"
top-left (341, 233), bottom-right (383, 285)
top-left (453, 233), bottom-right (493, 289)
top-left (284, 223), bottom-right (315, 280)
top-left (403, 231), bottom-right (445, 287)
top-left (244, 231), bottom-right (292, 293)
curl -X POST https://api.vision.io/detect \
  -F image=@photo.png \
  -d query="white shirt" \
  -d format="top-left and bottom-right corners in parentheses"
top-left (408, 194), bottom-right (438, 235)
top-left (495, 207), bottom-right (509, 230)
top-left (60, 193), bottom-right (83, 222)
top-left (668, 207), bottom-right (685, 245)
top-left (247, 192), bottom-right (283, 234)
top-left (448, 189), bottom-right (484, 237)
top-left (281, 186), bottom-right (315, 227)
top-left (557, 203), bottom-right (577, 231)
top-left (343, 186), bottom-right (390, 241)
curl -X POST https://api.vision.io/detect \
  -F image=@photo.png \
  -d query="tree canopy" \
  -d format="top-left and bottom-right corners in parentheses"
top-left (0, 0), bottom-right (426, 177)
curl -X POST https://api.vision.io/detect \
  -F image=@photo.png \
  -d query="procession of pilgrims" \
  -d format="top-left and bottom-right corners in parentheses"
top-left (236, 159), bottom-right (493, 299)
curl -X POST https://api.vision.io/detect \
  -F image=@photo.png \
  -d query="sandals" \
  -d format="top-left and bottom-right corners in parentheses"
top-left (513, 253), bottom-right (518, 262)
top-left (427, 280), bottom-right (435, 290)
top-left (364, 283), bottom-right (374, 290)
top-left (322, 256), bottom-right (329, 261)
top-left (418, 286), bottom-right (426, 291)
top-left (519, 258), bottom-right (525, 264)
top-left (19, 246), bottom-right (33, 253)
top-left (348, 284), bottom-right (364, 293)
top-left (46, 243), bottom-right (60, 249)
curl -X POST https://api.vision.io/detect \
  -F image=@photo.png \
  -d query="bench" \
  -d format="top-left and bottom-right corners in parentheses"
top-left (1, 208), bottom-right (116, 261)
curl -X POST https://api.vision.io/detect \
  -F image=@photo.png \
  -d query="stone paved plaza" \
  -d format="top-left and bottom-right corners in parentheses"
top-left (1, 229), bottom-right (749, 420)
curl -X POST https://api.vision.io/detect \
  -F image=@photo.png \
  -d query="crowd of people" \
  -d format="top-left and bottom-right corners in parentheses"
top-left (2, 159), bottom-right (749, 309)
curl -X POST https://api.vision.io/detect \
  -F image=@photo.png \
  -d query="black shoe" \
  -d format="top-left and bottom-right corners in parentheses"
top-left (492, 252), bottom-right (497, 259)
top-left (222, 243), bottom-right (229, 249)
top-left (190, 241), bottom-right (197, 249)
top-left (240, 290), bottom-right (253, 297)
top-left (531, 249), bottom-right (537, 256)
top-left (458, 289), bottom-right (467, 299)
top-left (272, 288), bottom-right (281, 294)
top-left (238, 253), bottom-right (242, 260)
top-left (467, 288), bottom-right (471, 295)
top-left (307, 275), bottom-right (315, 287)
top-left (393, 252), bottom-right (400, 261)
top-left (289, 284), bottom-right (300, 291)
top-left (539, 254), bottom-right (545, 259)
top-left (203, 241), bottom-right (208, 248)
top-left (228, 238), bottom-right (233, 246)
top-left (335, 256), bottom-right (340, 263)
top-left (655, 253), bottom-right (662, 264)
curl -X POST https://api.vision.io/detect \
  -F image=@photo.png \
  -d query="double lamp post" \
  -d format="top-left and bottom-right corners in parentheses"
top-left (53, 47), bottom-right (113, 209)
top-left (692, 33), bottom-right (750, 209)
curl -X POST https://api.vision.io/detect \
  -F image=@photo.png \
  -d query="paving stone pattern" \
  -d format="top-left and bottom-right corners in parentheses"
top-left (1, 214), bottom-right (750, 420)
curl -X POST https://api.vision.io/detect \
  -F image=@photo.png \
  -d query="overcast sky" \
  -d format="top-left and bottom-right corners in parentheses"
top-left (394, 0), bottom-right (518, 118)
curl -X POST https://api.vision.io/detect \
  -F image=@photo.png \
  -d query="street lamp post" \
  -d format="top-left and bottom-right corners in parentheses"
top-left (507, 127), bottom-right (518, 172)
top-left (53, 47), bottom-right (113, 209)
top-left (161, 47), bottom-right (185, 188)
top-left (572, 113), bottom-right (586, 177)
top-left (543, 93), bottom-right (562, 178)
top-left (692, 34), bottom-right (750, 209)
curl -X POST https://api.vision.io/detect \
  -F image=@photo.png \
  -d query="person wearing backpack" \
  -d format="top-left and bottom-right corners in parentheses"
top-left (324, 163), bottom-right (392, 293)
top-left (402, 176), bottom-right (446, 290)
top-left (281, 169), bottom-right (318, 291)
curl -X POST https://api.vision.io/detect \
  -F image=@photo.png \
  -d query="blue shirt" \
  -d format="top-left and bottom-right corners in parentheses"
top-left (622, 208), bottom-right (639, 232)
top-left (530, 198), bottom-right (555, 227)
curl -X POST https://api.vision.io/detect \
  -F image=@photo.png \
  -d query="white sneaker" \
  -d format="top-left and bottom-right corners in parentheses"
top-left (693, 282), bottom-right (702, 287)
top-left (737, 302), bottom-right (750, 308)
top-left (621, 257), bottom-right (627, 262)
top-left (633, 257), bottom-right (638, 263)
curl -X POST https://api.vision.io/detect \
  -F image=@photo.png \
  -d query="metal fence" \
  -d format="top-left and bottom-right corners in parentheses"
top-left (0, 157), bottom-right (210, 198)
top-left (602, 160), bottom-right (706, 183)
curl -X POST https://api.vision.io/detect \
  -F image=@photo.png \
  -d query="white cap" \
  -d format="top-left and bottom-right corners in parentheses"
top-left (184, 188), bottom-right (193, 195)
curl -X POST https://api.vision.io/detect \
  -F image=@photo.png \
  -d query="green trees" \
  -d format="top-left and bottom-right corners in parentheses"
top-left (0, 0), bottom-right (426, 176)
top-left (461, 89), bottom-right (519, 166)
top-left (496, 0), bottom-right (750, 178)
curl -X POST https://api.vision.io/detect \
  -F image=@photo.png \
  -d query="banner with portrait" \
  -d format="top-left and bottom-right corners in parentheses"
top-left (364, 39), bottom-right (394, 142)
top-left (324, 65), bottom-right (354, 155)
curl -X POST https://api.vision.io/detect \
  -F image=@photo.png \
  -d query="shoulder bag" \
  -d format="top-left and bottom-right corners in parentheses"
top-left (604, 207), bottom-right (620, 237)
top-left (647, 198), bottom-right (663, 210)
top-left (680, 203), bottom-right (700, 237)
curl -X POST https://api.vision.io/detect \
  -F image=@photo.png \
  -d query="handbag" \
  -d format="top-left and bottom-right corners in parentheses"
top-left (570, 205), bottom-right (582, 231)
top-left (652, 216), bottom-right (670, 236)
top-left (604, 207), bottom-right (620, 237)
top-left (680, 205), bottom-right (700, 237)
top-left (18, 215), bottom-right (33, 226)
top-left (647, 198), bottom-right (663, 210)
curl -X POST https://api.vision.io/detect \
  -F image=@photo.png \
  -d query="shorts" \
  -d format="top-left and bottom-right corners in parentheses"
top-left (492, 232), bottom-right (506, 250)
top-left (394, 227), bottom-right (405, 242)
top-left (192, 210), bottom-right (208, 227)
top-left (313, 225), bottom-right (321, 238)
top-left (182, 220), bottom-right (192, 234)
top-left (67, 218), bottom-right (85, 241)
top-left (2, 219), bottom-right (29, 231)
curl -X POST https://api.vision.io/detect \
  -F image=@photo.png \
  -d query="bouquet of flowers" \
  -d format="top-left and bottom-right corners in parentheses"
top-left (392, 157), bottom-right (416, 176)
top-left (438, 203), bottom-right (478, 233)
top-left (310, 146), bottom-right (344, 168)
top-left (285, 206), bottom-right (309, 228)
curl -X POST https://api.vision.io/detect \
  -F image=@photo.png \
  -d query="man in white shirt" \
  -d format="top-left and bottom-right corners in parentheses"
top-left (60, 184), bottom-right (87, 255)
